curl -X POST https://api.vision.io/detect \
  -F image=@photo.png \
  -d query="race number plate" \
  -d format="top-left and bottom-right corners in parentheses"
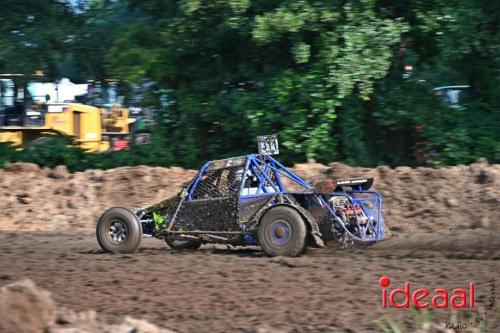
top-left (257, 134), bottom-right (279, 155)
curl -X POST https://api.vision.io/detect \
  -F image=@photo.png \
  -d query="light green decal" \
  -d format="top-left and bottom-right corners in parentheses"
top-left (153, 212), bottom-right (166, 232)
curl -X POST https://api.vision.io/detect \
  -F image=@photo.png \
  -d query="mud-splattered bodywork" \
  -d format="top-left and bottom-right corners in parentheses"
top-left (137, 154), bottom-right (384, 246)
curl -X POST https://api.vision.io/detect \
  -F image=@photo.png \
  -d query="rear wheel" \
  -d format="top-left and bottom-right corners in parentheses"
top-left (165, 235), bottom-right (202, 250)
top-left (258, 206), bottom-right (307, 257)
top-left (96, 207), bottom-right (142, 253)
top-left (28, 136), bottom-right (52, 149)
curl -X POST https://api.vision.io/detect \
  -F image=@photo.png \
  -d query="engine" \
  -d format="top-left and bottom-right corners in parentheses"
top-left (329, 195), bottom-right (368, 226)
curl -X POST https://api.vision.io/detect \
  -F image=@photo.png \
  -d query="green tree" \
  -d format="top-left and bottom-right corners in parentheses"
top-left (0, 0), bottom-right (84, 78)
top-left (370, 0), bottom-right (500, 165)
top-left (108, 0), bottom-right (408, 165)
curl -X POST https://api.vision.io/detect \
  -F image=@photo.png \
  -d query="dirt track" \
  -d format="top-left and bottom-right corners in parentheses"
top-left (1, 230), bottom-right (499, 332)
top-left (1, 160), bottom-right (500, 332)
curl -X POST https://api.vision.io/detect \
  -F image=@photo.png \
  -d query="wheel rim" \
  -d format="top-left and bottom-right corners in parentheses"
top-left (108, 220), bottom-right (128, 244)
top-left (270, 220), bottom-right (291, 245)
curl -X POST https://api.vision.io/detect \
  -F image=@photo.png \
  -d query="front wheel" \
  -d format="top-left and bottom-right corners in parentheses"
top-left (258, 206), bottom-right (307, 257)
top-left (96, 207), bottom-right (142, 253)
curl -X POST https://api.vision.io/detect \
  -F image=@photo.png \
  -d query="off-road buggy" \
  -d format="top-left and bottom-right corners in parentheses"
top-left (96, 135), bottom-right (384, 257)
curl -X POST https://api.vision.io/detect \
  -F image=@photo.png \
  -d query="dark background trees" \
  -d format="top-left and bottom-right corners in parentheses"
top-left (0, 0), bottom-right (498, 170)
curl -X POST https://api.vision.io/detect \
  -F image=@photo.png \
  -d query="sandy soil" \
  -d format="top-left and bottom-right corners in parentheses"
top-left (1, 160), bottom-right (500, 332)
top-left (1, 230), bottom-right (499, 332)
top-left (1, 159), bottom-right (499, 235)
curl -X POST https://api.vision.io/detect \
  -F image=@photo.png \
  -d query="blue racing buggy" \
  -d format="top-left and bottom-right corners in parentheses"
top-left (96, 135), bottom-right (384, 257)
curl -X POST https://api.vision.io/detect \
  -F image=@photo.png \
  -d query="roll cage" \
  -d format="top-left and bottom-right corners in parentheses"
top-left (176, 154), bottom-right (384, 243)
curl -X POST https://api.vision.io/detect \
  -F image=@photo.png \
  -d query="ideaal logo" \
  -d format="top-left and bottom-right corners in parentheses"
top-left (379, 276), bottom-right (475, 309)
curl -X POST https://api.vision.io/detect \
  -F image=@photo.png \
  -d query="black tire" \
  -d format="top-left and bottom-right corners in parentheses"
top-left (258, 205), bottom-right (307, 257)
top-left (133, 132), bottom-right (152, 145)
top-left (96, 207), bottom-right (142, 253)
top-left (28, 136), bottom-right (52, 149)
top-left (165, 235), bottom-right (202, 250)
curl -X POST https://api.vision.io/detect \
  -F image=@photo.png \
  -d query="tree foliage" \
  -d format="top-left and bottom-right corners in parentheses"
top-left (0, 0), bottom-right (82, 78)
top-left (106, 0), bottom-right (408, 164)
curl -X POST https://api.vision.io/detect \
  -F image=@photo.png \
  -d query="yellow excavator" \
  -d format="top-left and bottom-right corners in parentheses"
top-left (0, 74), bottom-right (135, 152)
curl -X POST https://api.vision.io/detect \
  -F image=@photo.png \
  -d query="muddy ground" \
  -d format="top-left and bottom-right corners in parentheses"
top-left (1, 160), bottom-right (500, 332)
top-left (1, 231), bottom-right (499, 332)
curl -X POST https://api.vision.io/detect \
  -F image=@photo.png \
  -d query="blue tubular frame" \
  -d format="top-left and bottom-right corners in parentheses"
top-left (320, 191), bottom-right (383, 242)
top-left (185, 154), bottom-right (384, 243)
top-left (250, 154), bottom-right (313, 192)
top-left (187, 162), bottom-right (210, 200)
top-left (238, 155), bottom-right (252, 195)
top-left (251, 159), bottom-right (280, 194)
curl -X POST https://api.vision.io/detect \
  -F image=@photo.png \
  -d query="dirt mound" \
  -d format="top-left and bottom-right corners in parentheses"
top-left (0, 278), bottom-right (177, 333)
top-left (1, 160), bottom-right (499, 235)
top-left (0, 163), bottom-right (196, 230)
top-left (294, 159), bottom-right (500, 235)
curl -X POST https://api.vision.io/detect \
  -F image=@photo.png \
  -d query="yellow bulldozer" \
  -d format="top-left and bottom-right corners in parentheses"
top-left (0, 74), bottom-right (135, 152)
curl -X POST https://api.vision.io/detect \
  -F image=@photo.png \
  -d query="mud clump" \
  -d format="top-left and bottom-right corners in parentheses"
top-left (3, 162), bottom-right (40, 173)
top-left (0, 279), bottom-right (177, 333)
top-left (0, 160), bottom-right (499, 235)
top-left (0, 279), bottom-right (55, 333)
top-left (48, 165), bottom-right (69, 180)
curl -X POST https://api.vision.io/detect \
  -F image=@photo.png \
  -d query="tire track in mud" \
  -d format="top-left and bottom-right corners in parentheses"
top-left (1, 231), bottom-right (499, 332)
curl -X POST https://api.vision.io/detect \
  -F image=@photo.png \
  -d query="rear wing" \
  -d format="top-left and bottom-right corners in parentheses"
top-left (314, 177), bottom-right (374, 194)
top-left (335, 178), bottom-right (374, 191)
